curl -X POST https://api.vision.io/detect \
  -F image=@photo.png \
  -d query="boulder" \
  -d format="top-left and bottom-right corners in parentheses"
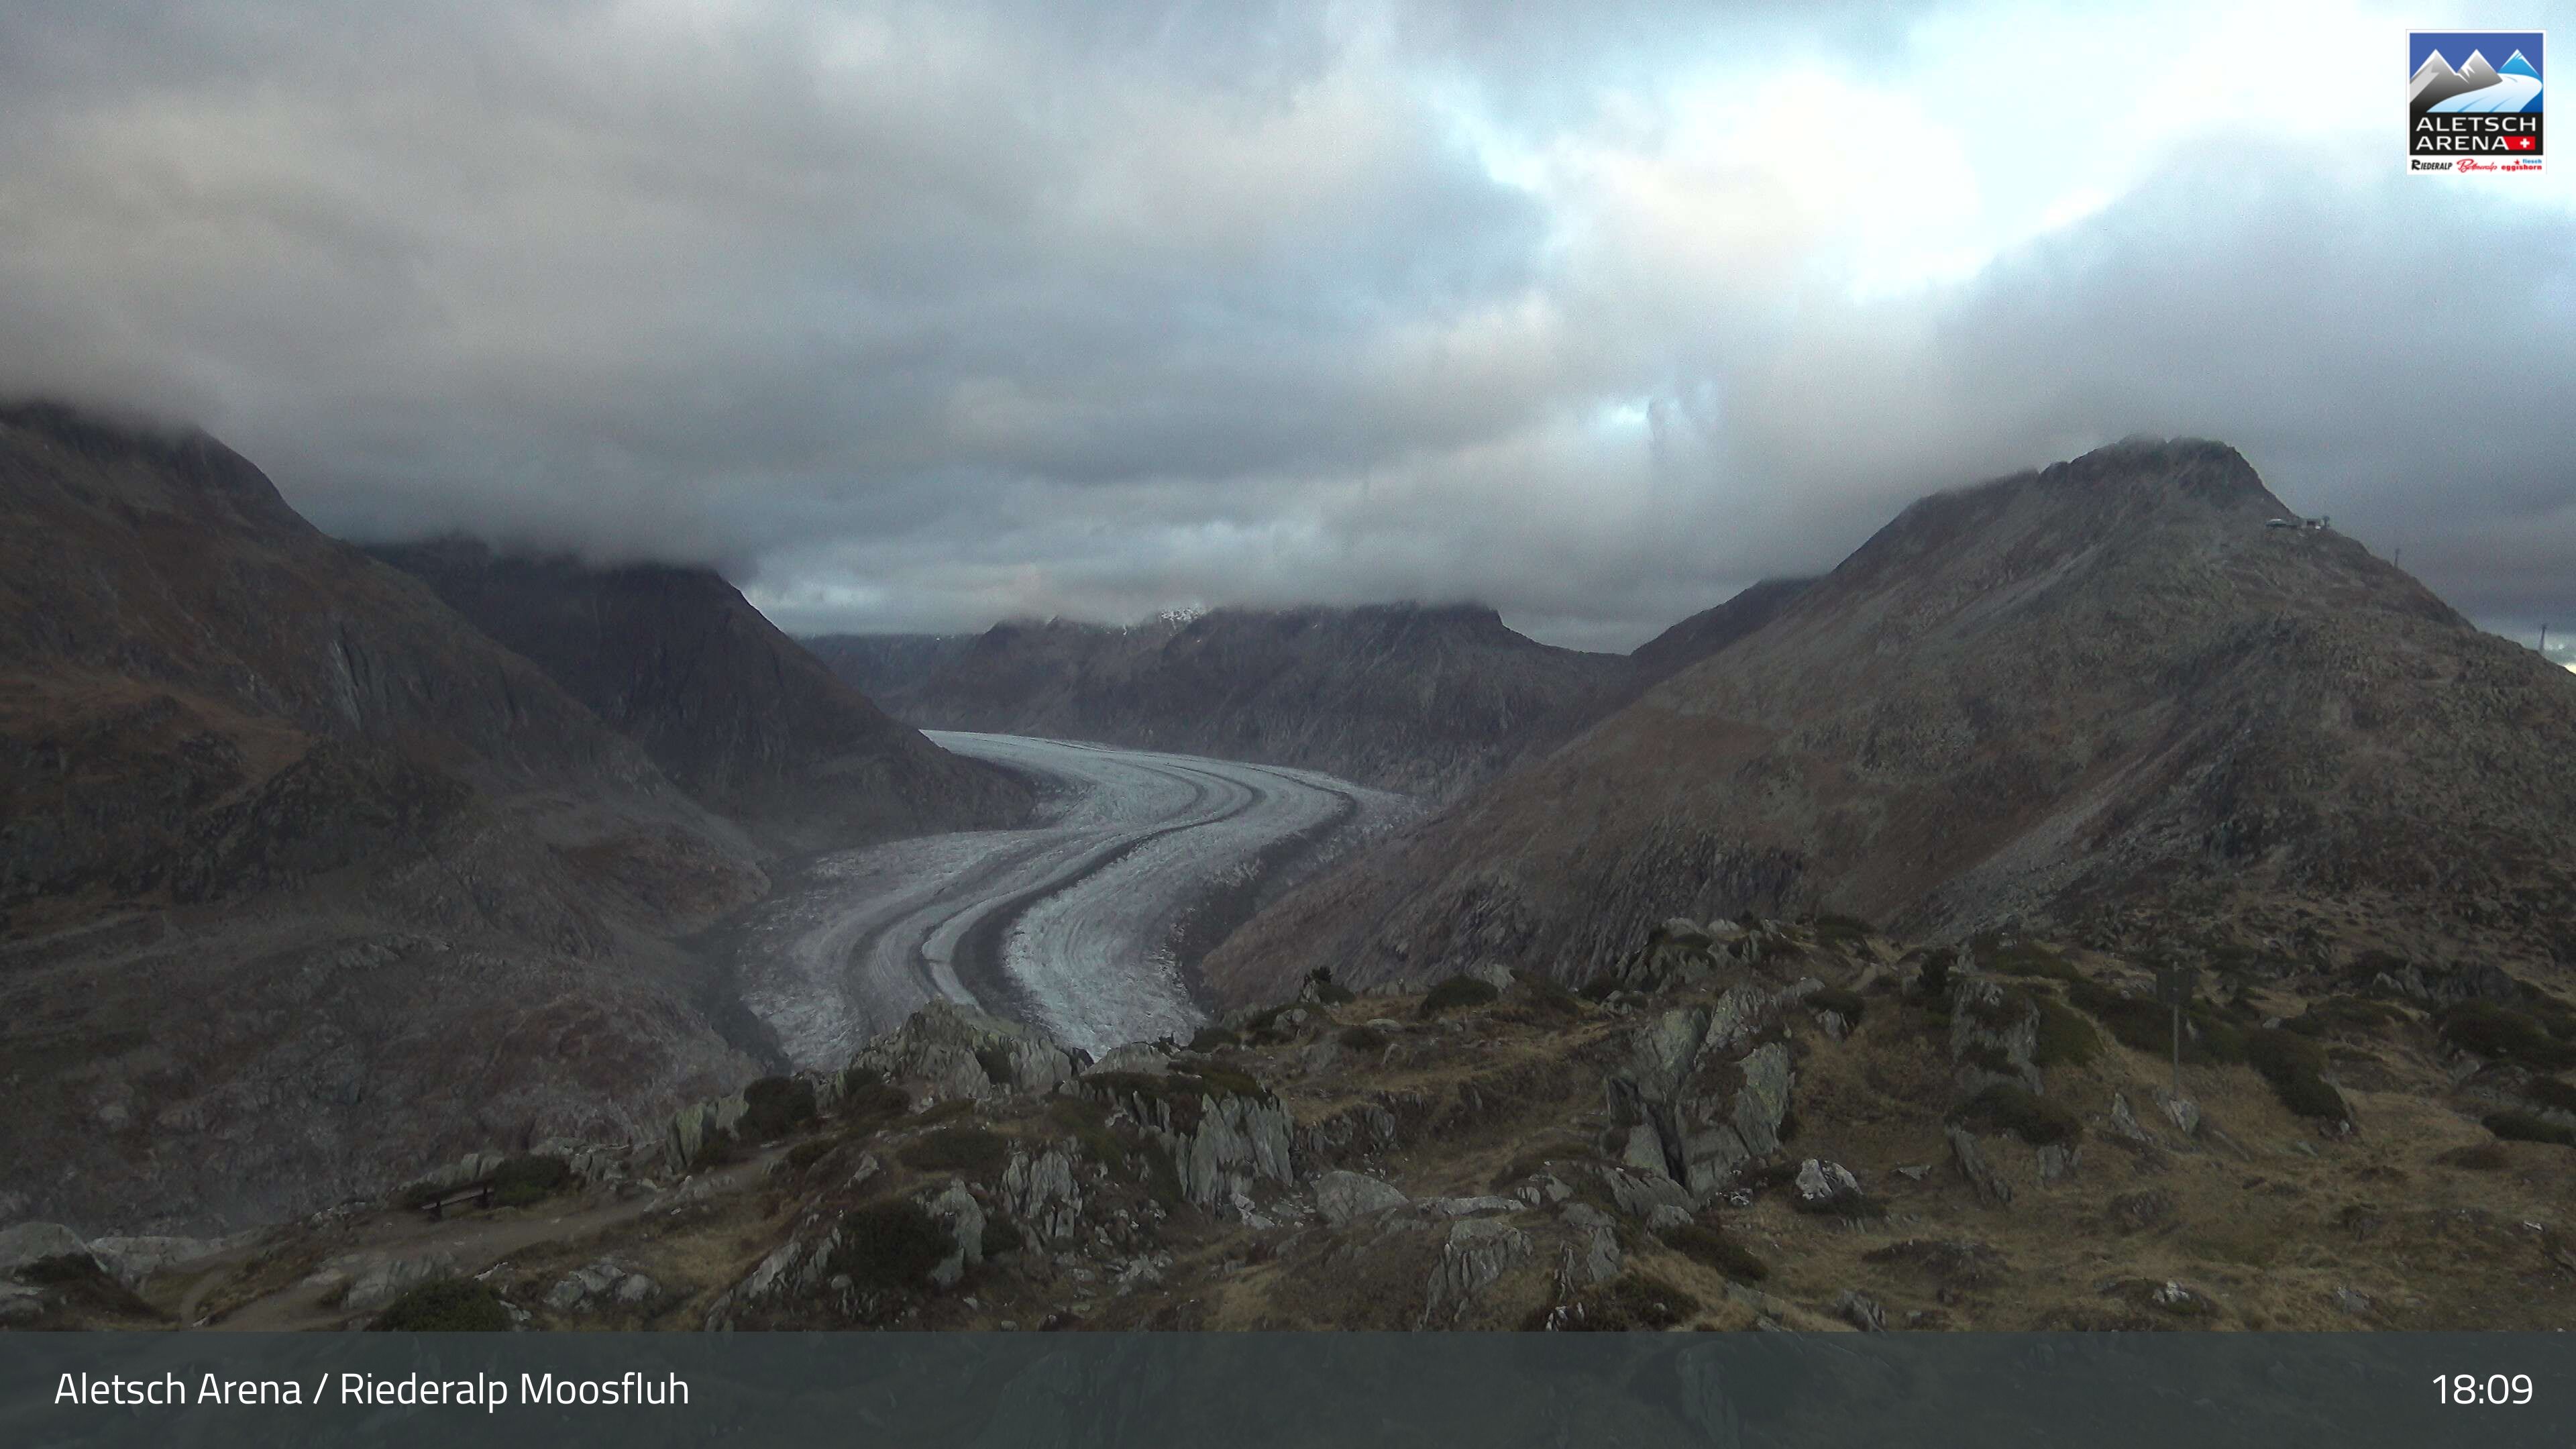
top-left (1001, 1147), bottom-right (1084, 1242)
top-left (1949, 976), bottom-right (2042, 1095)
top-left (850, 999), bottom-right (1082, 1106)
top-left (546, 1257), bottom-right (655, 1313)
top-left (1463, 961), bottom-right (1517, 993)
top-left (1313, 1171), bottom-right (1409, 1226)
top-left (1834, 1288), bottom-right (1887, 1332)
top-left (1088, 1075), bottom-right (1295, 1213)
top-left (1419, 1195), bottom-right (1524, 1218)
top-left (1602, 991), bottom-right (1800, 1198)
top-left (2106, 1093), bottom-right (2159, 1146)
top-left (1421, 1218), bottom-right (1531, 1326)
top-left (1946, 1124), bottom-right (2014, 1208)
top-left (87, 1234), bottom-right (233, 1291)
top-left (1579, 1163), bottom-right (1695, 1220)
top-left (663, 1094), bottom-right (749, 1173)
top-left (1559, 1203), bottom-right (1621, 1288)
top-left (925, 1182), bottom-right (985, 1289)
top-left (2157, 1092), bottom-right (2201, 1138)
top-left (1794, 1159), bottom-right (1865, 1212)
top-left (337, 1250), bottom-right (460, 1312)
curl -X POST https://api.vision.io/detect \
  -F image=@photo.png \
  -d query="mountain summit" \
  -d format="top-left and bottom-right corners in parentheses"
top-left (1208, 438), bottom-right (2576, 1002)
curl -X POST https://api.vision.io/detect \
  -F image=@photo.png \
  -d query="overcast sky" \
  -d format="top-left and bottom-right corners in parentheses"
top-left (3, 0), bottom-right (2571, 651)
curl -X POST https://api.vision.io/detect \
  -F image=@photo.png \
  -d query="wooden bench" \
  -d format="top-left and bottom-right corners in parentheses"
top-left (418, 1181), bottom-right (496, 1220)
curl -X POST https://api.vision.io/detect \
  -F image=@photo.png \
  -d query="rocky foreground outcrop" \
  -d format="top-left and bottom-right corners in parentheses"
top-left (34, 912), bottom-right (2576, 1332)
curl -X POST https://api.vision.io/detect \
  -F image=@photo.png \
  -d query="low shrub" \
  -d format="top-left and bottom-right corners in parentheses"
top-left (370, 1277), bottom-right (509, 1332)
top-left (1809, 914), bottom-right (1876, 948)
top-left (2442, 1004), bottom-right (2576, 1069)
top-left (785, 1138), bottom-right (835, 1175)
top-left (1949, 1084), bottom-right (2082, 1146)
top-left (1339, 1024), bottom-right (1389, 1053)
top-left (1187, 1026), bottom-right (1240, 1053)
top-left (975, 1046), bottom-right (1016, 1086)
top-left (1957, 1042), bottom-right (2018, 1076)
top-left (1523, 1273), bottom-right (1701, 1331)
top-left (2522, 1076), bottom-right (2576, 1115)
top-left (490, 1154), bottom-right (572, 1208)
top-left (824, 1200), bottom-right (950, 1291)
top-left (739, 1075), bottom-right (819, 1142)
top-left (981, 1218), bottom-right (1026, 1256)
top-left (1807, 985), bottom-right (1866, 1024)
top-left (2065, 980), bottom-right (2245, 1064)
top-left (17, 1252), bottom-right (103, 1285)
top-left (1304, 967), bottom-right (1356, 1006)
top-left (2485, 1111), bottom-right (2576, 1148)
top-left (899, 1127), bottom-right (1012, 1176)
top-left (1486, 1136), bottom-right (1599, 1191)
top-left (2243, 1028), bottom-right (2349, 1122)
top-left (1418, 975), bottom-right (1499, 1018)
top-left (1046, 1095), bottom-right (1127, 1167)
top-left (2283, 996), bottom-right (2407, 1040)
top-left (2033, 998), bottom-right (2102, 1069)
top-left (1662, 1223), bottom-right (1768, 1283)
top-left (839, 1075), bottom-right (912, 1126)
top-left (2436, 1142), bottom-right (2510, 1171)
top-left (1979, 938), bottom-right (2084, 983)
top-left (1915, 949), bottom-right (1955, 1000)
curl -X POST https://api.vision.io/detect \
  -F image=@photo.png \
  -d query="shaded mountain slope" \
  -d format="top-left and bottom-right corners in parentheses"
top-left (856, 604), bottom-right (1637, 799)
top-left (366, 542), bottom-right (1030, 853)
top-left (1207, 439), bottom-right (2576, 1005)
top-left (802, 631), bottom-right (977, 701)
top-left (0, 402), bottom-right (772, 1233)
top-left (1627, 577), bottom-right (1813, 681)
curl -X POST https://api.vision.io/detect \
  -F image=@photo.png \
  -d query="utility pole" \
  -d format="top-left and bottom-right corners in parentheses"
top-left (2542, 623), bottom-right (2551, 657)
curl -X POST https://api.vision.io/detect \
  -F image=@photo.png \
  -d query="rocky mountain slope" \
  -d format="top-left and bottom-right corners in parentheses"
top-left (366, 541), bottom-right (1030, 852)
top-left (0, 403), bottom-right (782, 1234)
top-left (38, 913), bottom-right (2574, 1334)
top-left (1208, 439), bottom-right (2576, 1004)
top-left (802, 632), bottom-right (978, 702)
top-left (1626, 578), bottom-right (1812, 682)
top-left (812, 604), bottom-right (1638, 800)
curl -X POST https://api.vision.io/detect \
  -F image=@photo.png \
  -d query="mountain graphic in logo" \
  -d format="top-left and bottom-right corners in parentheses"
top-left (2411, 44), bottom-right (2544, 116)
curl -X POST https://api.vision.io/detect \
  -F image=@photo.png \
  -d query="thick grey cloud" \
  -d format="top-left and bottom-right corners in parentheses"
top-left (3, 0), bottom-right (2571, 653)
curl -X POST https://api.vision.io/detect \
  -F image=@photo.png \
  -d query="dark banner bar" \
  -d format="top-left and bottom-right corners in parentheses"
top-left (4, 1332), bottom-right (2573, 1448)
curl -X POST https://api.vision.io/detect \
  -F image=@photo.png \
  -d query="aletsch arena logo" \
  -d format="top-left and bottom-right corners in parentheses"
top-left (2410, 30), bottom-right (2544, 171)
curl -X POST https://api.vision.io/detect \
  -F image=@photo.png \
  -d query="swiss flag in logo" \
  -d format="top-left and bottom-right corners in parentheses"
top-left (2506, 135), bottom-right (2538, 152)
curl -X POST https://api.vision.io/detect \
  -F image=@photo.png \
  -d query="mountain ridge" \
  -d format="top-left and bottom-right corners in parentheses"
top-left (1204, 437), bottom-right (2576, 1005)
top-left (365, 539), bottom-right (1031, 853)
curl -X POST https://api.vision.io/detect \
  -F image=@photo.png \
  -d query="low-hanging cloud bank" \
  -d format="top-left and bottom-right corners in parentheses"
top-left (3, 0), bottom-right (2570, 651)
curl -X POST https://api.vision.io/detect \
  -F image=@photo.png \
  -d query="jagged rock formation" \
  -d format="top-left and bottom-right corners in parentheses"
top-left (0, 402), bottom-right (773, 1234)
top-left (368, 540), bottom-right (1029, 851)
top-left (33, 912), bottom-right (2576, 1332)
top-left (1209, 439), bottom-right (2576, 1002)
